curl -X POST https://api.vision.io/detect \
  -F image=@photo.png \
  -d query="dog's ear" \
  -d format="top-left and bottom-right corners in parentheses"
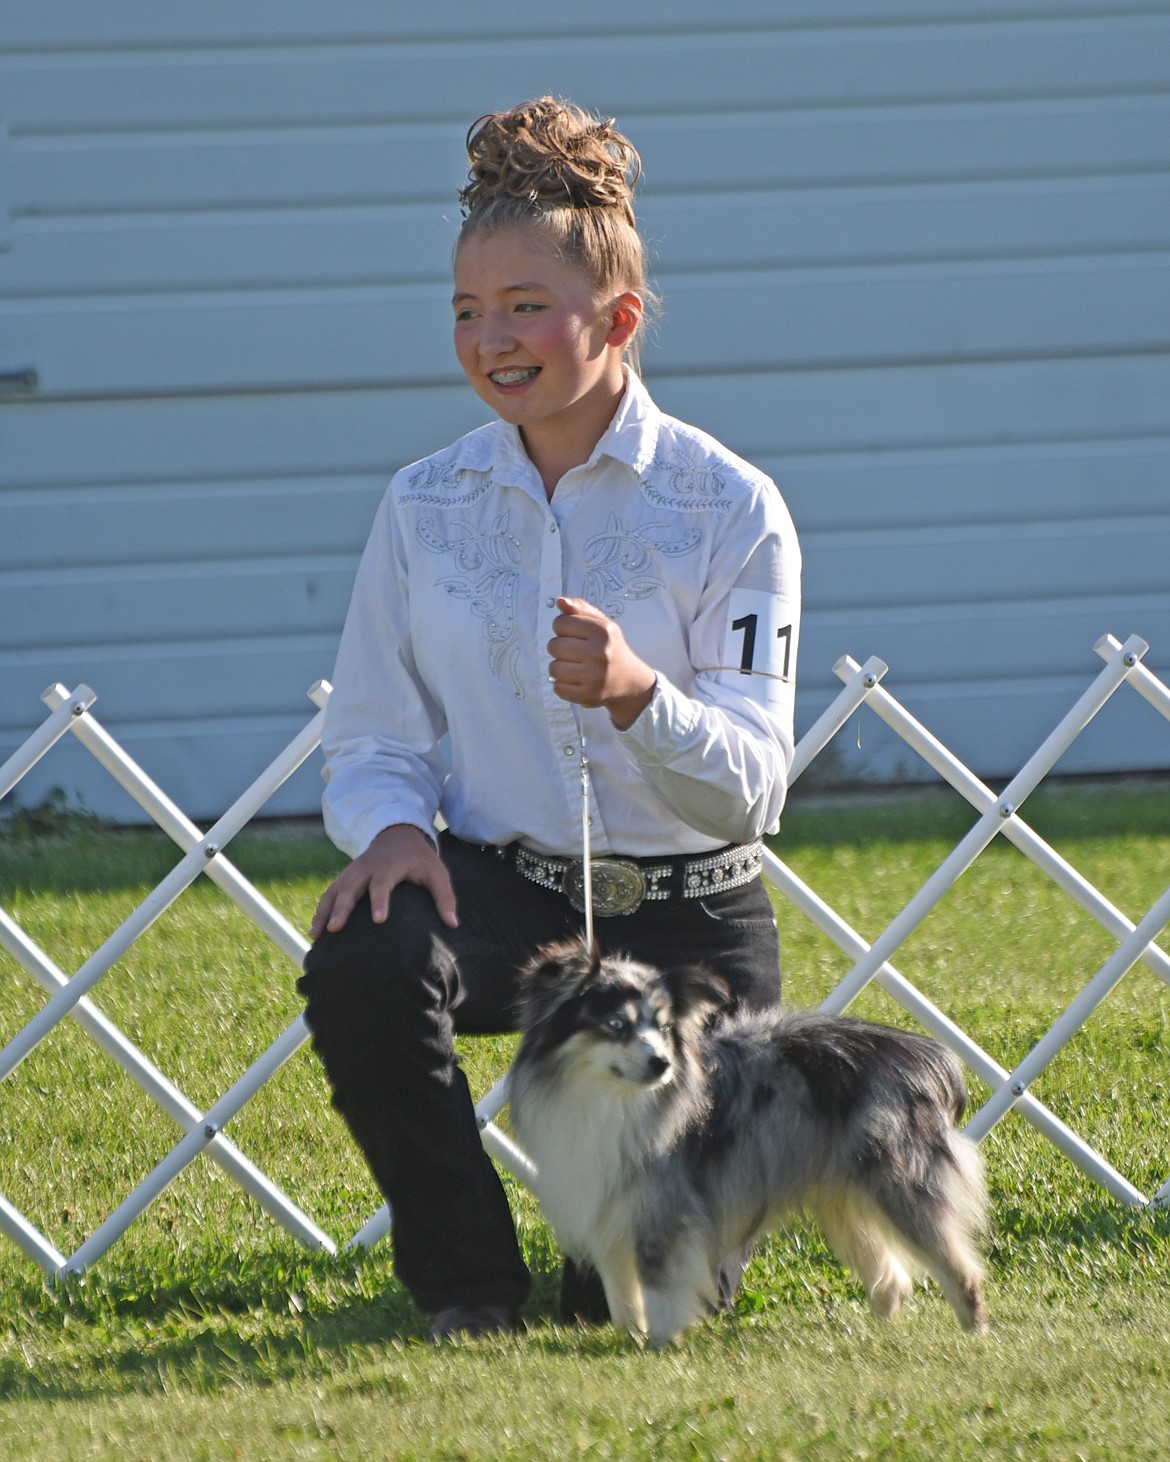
top-left (664, 964), bottom-right (731, 1022)
top-left (516, 938), bottom-right (600, 1021)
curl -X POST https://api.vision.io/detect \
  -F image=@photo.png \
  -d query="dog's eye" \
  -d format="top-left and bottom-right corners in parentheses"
top-left (606, 1015), bottom-right (628, 1035)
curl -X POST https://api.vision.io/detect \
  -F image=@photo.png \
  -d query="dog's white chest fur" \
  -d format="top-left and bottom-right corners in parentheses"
top-left (511, 1064), bottom-right (657, 1260)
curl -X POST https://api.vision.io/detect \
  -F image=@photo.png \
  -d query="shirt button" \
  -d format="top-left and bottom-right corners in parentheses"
top-left (546, 596), bottom-right (556, 608)
top-left (563, 746), bottom-right (575, 756)
top-left (549, 523), bottom-right (558, 534)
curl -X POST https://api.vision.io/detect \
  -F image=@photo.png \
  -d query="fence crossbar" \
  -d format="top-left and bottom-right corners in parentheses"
top-left (763, 848), bottom-right (1148, 1207)
top-left (0, 685), bottom-right (96, 803)
top-left (833, 655), bottom-right (1170, 991)
top-left (1096, 634), bottom-right (1170, 722)
top-left (0, 904), bottom-right (336, 1257)
top-left (0, 684), bottom-right (529, 1271)
top-left (0, 1190), bottom-right (67, 1275)
top-left (2, 633), bottom-right (1167, 1272)
top-left (965, 879), bottom-right (1170, 1141)
top-left (40, 682), bottom-right (322, 966)
top-left (820, 634), bottom-right (1148, 1016)
top-left (0, 702), bottom-right (329, 1083)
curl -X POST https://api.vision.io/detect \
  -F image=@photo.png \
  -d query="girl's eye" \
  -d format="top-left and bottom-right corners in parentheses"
top-left (514, 301), bottom-right (545, 313)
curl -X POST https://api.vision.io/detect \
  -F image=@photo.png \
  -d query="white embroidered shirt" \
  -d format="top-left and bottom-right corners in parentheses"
top-left (320, 372), bottom-right (802, 859)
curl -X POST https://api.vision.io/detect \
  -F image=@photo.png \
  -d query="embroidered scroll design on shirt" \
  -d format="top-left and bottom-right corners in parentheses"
top-left (400, 458), bottom-right (491, 509)
top-left (415, 511), bottom-right (526, 698)
top-left (583, 513), bottom-right (701, 619)
top-left (640, 445), bottom-right (731, 514)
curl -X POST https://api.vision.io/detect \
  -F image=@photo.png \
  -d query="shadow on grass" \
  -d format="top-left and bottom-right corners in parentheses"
top-left (990, 1192), bottom-right (1170, 1271)
top-left (6, 1194), bottom-right (1168, 1403)
top-left (0, 1247), bottom-right (576, 1403)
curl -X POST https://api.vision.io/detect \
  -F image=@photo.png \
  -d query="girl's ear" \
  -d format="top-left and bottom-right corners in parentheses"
top-left (605, 290), bottom-right (643, 351)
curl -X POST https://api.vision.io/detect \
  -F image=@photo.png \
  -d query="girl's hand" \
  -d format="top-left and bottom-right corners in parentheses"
top-left (309, 823), bottom-right (458, 938)
top-left (548, 596), bottom-right (656, 729)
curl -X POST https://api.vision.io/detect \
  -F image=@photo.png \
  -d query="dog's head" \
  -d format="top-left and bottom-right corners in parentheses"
top-left (514, 939), bottom-right (730, 1089)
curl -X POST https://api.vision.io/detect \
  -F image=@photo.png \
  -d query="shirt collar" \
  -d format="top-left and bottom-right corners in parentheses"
top-left (445, 370), bottom-right (661, 486)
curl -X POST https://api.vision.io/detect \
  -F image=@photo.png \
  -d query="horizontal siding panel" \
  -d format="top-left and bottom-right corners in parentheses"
top-left (799, 595), bottom-right (1170, 688)
top-left (661, 255), bottom-right (1170, 373)
top-left (5, 356), bottom-right (1170, 493)
top-left (7, 256), bottom-right (1169, 395)
top-left (1, 558), bottom-right (357, 652)
top-left (4, 205), bottom-right (459, 296)
top-left (9, 126), bottom-right (463, 215)
top-left (0, 385), bottom-right (487, 487)
top-left (0, 477), bottom-right (384, 570)
top-left (6, 172), bottom-right (1170, 298)
top-left (0, 636), bottom-right (335, 733)
top-left (0, 2), bottom-right (1131, 50)
top-left (6, 437), bottom-right (1164, 574)
top-left (10, 96), bottom-right (1170, 219)
top-left (801, 519), bottom-right (1170, 610)
top-left (794, 669), bottom-right (1170, 784)
top-left (766, 439), bottom-right (1170, 532)
top-left (3, 19), bottom-right (1169, 131)
top-left (653, 355), bottom-right (1170, 458)
top-left (3, 2), bottom-right (1169, 814)
top-left (0, 716), bottom-right (327, 825)
top-left (10, 531), bottom-right (1164, 661)
top-left (646, 174), bottom-right (1170, 274)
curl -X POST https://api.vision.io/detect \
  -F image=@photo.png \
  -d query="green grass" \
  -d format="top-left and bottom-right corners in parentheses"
top-left (1, 780), bottom-right (1169, 1459)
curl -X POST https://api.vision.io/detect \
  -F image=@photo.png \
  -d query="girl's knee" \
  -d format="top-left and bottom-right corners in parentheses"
top-left (298, 889), bottom-right (458, 1052)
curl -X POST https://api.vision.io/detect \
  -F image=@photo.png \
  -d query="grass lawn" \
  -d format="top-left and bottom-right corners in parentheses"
top-left (1, 779), bottom-right (1168, 1459)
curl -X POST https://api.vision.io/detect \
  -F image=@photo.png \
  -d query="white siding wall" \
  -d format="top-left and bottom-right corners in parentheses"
top-left (1, 1), bottom-right (1168, 819)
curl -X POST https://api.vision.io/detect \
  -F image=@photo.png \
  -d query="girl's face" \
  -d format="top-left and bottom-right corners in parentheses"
top-left (452, 226), bottom-right (639, 469)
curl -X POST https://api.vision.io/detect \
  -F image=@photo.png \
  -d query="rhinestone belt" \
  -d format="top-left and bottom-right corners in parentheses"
top-left (513, 841), bottom-right (764, 917)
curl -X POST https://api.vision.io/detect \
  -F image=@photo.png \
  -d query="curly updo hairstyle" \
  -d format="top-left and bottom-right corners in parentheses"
top-left (457, 97), bottom-right (656, 367)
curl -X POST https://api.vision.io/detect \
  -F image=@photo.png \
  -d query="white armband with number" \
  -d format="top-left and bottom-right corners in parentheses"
top-left (716, 588), bottom-right (796, 712)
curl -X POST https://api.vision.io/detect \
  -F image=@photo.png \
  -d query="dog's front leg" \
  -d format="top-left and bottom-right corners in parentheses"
top-left (595, 1246), bottom-right (647, 1340)
top-left (641, 1235), bottom-right (718, 1347)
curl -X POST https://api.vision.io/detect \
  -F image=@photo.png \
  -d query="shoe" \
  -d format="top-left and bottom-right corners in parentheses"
top-left (426, 1303), bottom-right (517, 1342)
top-left (559, 1259), bottom-right (611, 1325)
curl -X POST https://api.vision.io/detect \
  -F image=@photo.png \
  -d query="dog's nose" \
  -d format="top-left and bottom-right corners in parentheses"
top-left (647, 1054), bottom-right (669, 1078)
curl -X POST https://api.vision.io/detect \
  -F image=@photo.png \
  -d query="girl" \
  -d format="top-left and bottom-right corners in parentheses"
top-left (299, 97), bottom-right (801, 1340)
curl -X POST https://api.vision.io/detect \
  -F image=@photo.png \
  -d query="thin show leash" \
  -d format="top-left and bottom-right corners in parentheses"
top-left (577, 727), bottom-right (595, 951)
top-left (572, 662), bottom-right (791, 952)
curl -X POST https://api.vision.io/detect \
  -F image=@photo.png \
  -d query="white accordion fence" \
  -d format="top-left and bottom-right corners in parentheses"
top-left (0, 632), bottom-right (1167, 1277)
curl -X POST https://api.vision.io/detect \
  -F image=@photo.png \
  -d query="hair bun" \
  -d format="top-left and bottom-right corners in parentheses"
top-left (460, 96), bottom-right (640, 221)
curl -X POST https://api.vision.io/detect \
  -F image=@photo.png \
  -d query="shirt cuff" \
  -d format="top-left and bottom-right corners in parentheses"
top-left (612, 675), bottom-right (700, 764)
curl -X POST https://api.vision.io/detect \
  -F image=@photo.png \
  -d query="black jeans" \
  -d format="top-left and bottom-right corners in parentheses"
top-left (298, 831), bottom-right (781, 1316)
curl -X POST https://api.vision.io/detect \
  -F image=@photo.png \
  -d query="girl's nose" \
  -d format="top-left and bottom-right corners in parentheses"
top-left (478, 312), bottom-right (516, 359)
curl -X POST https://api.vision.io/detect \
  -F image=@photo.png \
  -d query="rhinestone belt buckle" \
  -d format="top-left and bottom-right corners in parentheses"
top-left (564, 858), bottom-right (646, 917)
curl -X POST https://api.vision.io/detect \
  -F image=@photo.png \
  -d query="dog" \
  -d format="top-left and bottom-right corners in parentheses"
top-left (508, 941), bottom-right (988, 1345)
